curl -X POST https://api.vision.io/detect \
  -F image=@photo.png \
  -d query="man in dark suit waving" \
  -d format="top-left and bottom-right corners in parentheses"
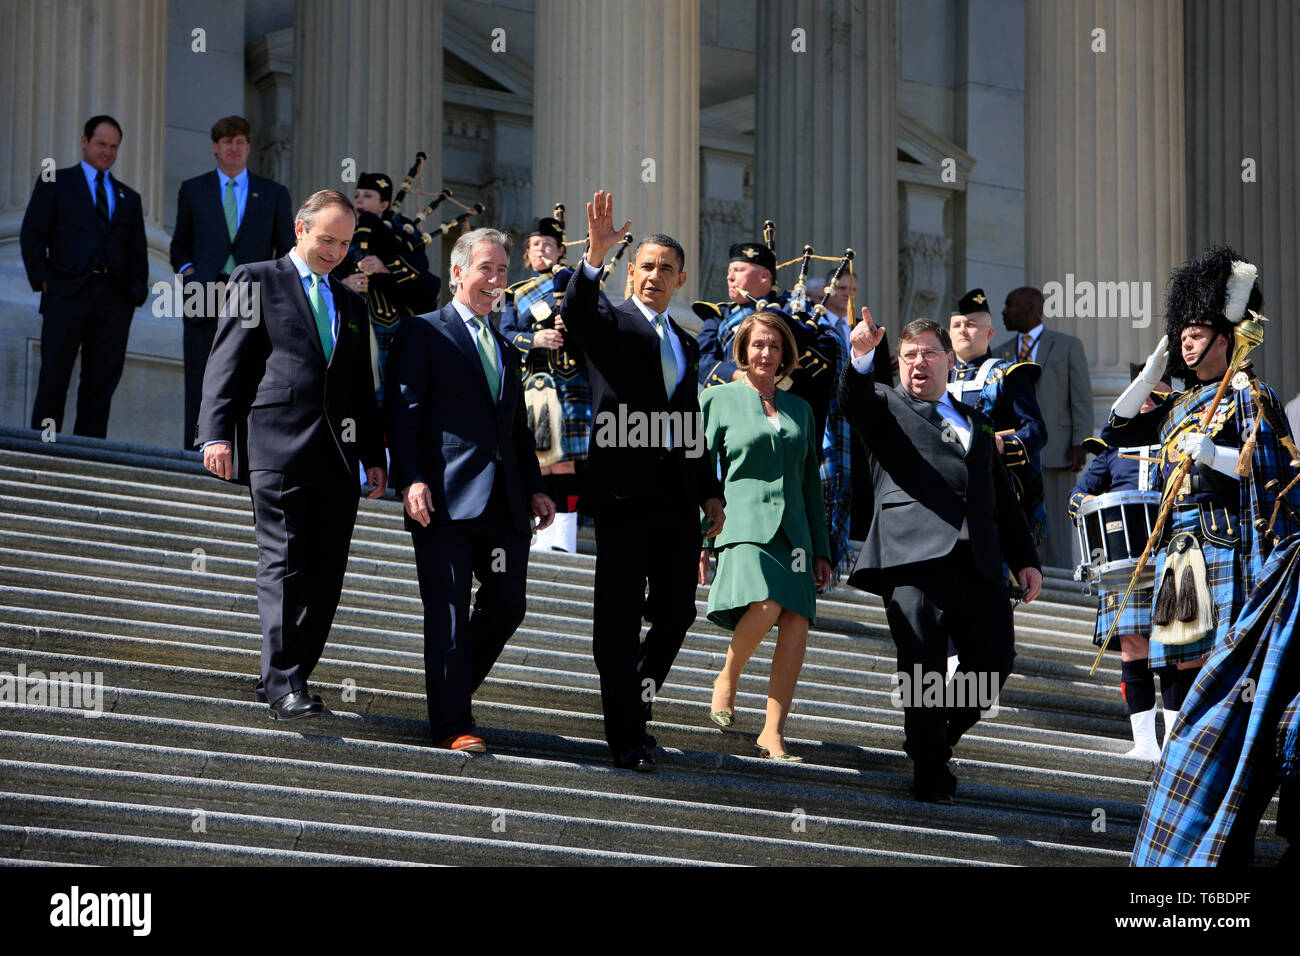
top-left (561, 191), bottom-right (726, 770)
top-left (386, 227), bottom-right (555, 753)
top-left (840, 312), bottom-right (1041, 802)
top-left (20, 115), bottom-right (148, 438)
top-left (197, 189), bottom-right (386, 721)
top-left (171, 116), bottom-right (294, 448)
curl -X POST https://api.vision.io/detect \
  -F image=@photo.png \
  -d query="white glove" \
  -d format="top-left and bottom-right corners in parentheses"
top-left (1178, 431), bottom-right (1241, 478)
top-left (1112, 335), bottom-right (1168, 419)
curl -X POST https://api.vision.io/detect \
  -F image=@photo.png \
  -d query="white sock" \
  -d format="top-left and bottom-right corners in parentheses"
top-left (1125, 708), bottom-right (1160, 759)
top-left (1161, 708), bottom-right (1180, 750)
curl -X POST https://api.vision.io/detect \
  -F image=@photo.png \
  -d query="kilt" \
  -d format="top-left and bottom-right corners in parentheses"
top-left (554, 373), bottom-right (592, 461)
top-left (1093, 586), bottom-right (1152, 649)
top-left (1148, 502), bottom-right (1243, 668)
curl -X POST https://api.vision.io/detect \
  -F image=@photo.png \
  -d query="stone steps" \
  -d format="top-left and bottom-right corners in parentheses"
top-left (0, 426), bottom-right (1282, 866)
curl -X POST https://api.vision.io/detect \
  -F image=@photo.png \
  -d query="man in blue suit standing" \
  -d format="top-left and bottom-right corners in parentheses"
top-left (197, 189), bottom-right (387, 721)
top-left (386, 227), bottom-right (555, 753)
top-left (171, 116), bottom-right (294, 448)
top-left (20, 115), bottom-right (148, 438)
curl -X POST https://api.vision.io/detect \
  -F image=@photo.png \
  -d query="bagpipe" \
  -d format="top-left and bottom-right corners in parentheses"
top-left (377, 150), bottom-right (489, 258)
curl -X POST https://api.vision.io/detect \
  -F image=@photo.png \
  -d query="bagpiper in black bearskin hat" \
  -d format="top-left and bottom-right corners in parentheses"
top-left (1164, 245), bottom-right (1262, 383)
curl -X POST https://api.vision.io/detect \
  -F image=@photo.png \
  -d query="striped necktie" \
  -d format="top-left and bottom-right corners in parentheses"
top-left (472, 316), bottom-right (501, 403)
top-left (308, 274), bottom-right (333, 362)
top-left (1017, 332), bottom-right (1033, 363)
top-left (222, 178), bottom-right (238, 274)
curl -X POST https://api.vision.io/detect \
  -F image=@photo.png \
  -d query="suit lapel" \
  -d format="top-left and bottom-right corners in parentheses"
top-left (234, 174), bottom-right (261, 244)
top-left (442, 306), bottom-right (497, 404)
top-left (278, 256), bottom-right (326, 361)
top-left (619, 298), bottom-right (673, 401)
top-left (206, 171), bottom-right (232, 242)
top-left (1034, 328), bottom-right (1055, 367)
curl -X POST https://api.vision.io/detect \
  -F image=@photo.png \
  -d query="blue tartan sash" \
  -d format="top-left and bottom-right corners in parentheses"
top-left (514, 273), bottom-right (558, 323)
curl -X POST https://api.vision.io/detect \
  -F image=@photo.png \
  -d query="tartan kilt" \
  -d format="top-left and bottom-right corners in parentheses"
top-left (1148, 504), bottom-right (1243, 668)
top-left (1093, 586), bottom-right (1152, 649)
top-left (554, 373), bottom-right (593, 462)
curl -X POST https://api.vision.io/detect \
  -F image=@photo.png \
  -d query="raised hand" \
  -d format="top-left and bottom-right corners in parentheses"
top-left (585, 190), bottom-right (631, 268)
top-left (849, 306), bottom-right (885, 357)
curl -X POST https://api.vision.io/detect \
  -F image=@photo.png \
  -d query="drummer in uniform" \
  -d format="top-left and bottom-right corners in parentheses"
top-left (948, 288), bottom-right (1048, 544)
top-left (1068, 367), bottom-right (1170, 759)
top-left (500, 216), bottom-right (592, 553)
top-left (335, 172), bottom-right (440, 405)
top-left (1107, 246), bottom-right (1300, 717)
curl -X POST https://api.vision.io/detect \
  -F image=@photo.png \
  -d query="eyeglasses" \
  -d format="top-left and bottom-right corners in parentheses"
top-left (898, 348), bottom-right (947, 365)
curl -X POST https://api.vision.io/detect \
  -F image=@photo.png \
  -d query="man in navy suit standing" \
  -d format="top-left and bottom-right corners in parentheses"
top-left (171, 116), bottom-right (294, 448)
top-left (386, 227), bottom-right (555, 753)
top-left (20, 115), bottom-right (148, 439)
top-left (197, 189), bottom-right (387, 721)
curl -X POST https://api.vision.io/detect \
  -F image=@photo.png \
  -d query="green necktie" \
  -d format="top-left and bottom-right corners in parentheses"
top-left (473, 316), bottom-right (501, 403)
top-left (222, 179), bottom-right (238, 274)
top-left (308, 273), bottom-right (333, 362)
top-left (653, 314), bottom-right (678, 397)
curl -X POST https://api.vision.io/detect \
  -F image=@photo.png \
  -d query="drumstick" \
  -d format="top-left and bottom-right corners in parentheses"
top-left (1117, 453), bottom-right (1162, 463)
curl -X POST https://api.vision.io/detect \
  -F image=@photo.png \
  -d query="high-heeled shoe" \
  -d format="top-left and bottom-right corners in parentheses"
top-left (709, 709), bottom-right (734, 728)
top-left (756, 743), bottom-right (803, 762)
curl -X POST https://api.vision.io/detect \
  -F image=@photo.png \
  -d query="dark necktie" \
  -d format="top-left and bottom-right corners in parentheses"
top-left (94, 171), bottom-right (109, 231)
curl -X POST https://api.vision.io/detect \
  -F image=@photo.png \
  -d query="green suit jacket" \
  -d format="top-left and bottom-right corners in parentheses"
top-left (700, 380), bottom-right (831, 560)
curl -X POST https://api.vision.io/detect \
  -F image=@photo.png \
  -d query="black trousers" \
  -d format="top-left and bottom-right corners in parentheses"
top-left (183, 315), bottom-right (218, 449)
top-left (408, 476), bottom-right (530, 743)
top-left (592, 499), bottom-right (702, 758)
top-left (249, 467), bottom-right (360, 705)
top-left (882, 542), bottom-right (1016, 768)
top-left (30, 275), bottom-right (134, 438)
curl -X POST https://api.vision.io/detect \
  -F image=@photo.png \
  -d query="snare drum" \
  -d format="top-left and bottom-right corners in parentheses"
top-left (1074, 490), bottom-right (1161, 587)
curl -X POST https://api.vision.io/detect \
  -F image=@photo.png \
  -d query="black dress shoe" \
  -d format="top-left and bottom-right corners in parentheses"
top-left (614, 747), bottom-right (656, 772)
top-left (911, 760), bottom-right (957, 804)
top-left (256, 682), bottom-right (322, 706)
top-left (269, 691), bottom-right (324, 721)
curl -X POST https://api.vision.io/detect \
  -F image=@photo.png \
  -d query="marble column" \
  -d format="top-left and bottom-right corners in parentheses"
top-left (1025, 0), bottom-right (1186, 410)
top-left (246, 27), bottom-right (294, 188)
top-left (0, 0), bottom-right (171, 438)
top-left (753, 0), bottom-right (898, 332)
top-left (533, 0), bottom-right (700, 305)
top-left (292, 0), bottom-right (443, 233)
top-left (1185, 0), bottom-right (1300, 404)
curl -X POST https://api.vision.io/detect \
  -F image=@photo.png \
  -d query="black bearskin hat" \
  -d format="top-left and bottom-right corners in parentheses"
top-left (1164, 245), bottom-right (1262, 381)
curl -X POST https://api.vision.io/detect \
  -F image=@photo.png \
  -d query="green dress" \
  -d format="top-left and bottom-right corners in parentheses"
top-left (700, 381), bottom-right (832, 631)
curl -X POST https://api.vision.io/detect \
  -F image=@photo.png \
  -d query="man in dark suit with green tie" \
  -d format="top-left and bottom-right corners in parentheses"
top-left (197, 189), bottom-right (387, 721)
top-left (386, 228), bottom-right (555, 753)
top-left (20, 115), bottom-right (148, 438)
top-left (171, 115), bottom-right (294, 448)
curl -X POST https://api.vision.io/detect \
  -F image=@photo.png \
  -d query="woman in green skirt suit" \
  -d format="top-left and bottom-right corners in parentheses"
top-left (698, 310), bottom-right (833, 761)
